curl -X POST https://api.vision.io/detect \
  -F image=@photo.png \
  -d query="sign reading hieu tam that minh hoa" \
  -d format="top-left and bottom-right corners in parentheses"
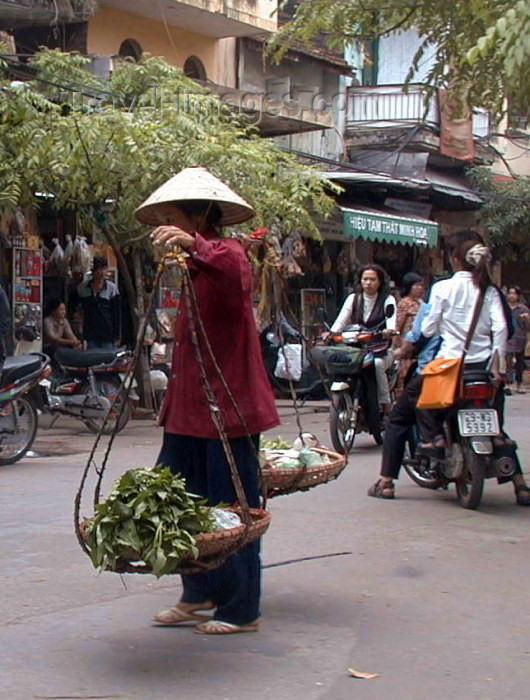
top-left (342, 207), bottom-right (438, 247)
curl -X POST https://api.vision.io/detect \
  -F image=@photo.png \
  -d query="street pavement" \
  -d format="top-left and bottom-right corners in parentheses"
top-left (1, 393), bottom-right (529, 700)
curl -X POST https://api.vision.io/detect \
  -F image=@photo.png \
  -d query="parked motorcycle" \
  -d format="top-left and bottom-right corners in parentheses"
top-left (0, 353), bottom-right (51, 465)
top-left (37, 347), bottom-right (133, 435)
top-left (312, 314), bottom-right (398, 452)
top-left (403, 368), bottom-right (515, 509)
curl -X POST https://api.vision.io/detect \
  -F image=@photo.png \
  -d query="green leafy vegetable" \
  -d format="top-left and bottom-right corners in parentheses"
top-left (84, 467), bottom-right (216, 577)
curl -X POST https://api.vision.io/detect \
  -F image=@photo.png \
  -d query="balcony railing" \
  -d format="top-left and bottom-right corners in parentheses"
top-left (347, 84), bottom-right (489, 138)
top-left (0, 0), bottom-right (96, 26)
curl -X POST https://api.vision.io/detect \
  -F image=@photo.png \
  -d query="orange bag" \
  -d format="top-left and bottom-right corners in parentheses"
top-left (416, 358), bottom-right (463, 409)
top-left (416, 286), bottom-right (487, 410)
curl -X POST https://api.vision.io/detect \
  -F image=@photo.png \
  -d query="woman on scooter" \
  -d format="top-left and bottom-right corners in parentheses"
top-left (418, 231), bottom-right (530, 505)
top-left (329, 264), bottom-right (397, 414)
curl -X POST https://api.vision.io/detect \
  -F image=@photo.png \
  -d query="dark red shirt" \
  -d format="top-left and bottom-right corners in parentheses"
top-left (159, 232), bottom-right (280, 439)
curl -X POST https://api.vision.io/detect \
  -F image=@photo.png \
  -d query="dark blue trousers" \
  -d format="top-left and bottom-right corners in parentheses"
top-left (157, 432), bottom-right (261, 625)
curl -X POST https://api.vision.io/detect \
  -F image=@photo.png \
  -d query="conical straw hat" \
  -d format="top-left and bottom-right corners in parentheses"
top-left (135, 166), bottom-right (255, 226)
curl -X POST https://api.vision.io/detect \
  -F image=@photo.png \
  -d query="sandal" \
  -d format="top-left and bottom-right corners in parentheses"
top-left (153, 602), bottom-right (214, 626)
top-left (194, 619), bottom-right (259, 635)
top-left (515, 485), bottom-right (530, 507)
top-left (418, 435), bottom-right (446, 450)
top-left (367, 479), bottom-right (395, 499)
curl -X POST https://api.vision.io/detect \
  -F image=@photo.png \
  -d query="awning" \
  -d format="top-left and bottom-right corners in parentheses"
top-left (324, 169), bottom-right (483, 205)
top-left (342, 207), bottom-right (439, 247)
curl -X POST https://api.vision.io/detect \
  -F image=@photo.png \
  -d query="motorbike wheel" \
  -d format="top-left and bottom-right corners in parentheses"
top-left (83, 378), bottom-right (131, 436)
top-left (0, 397), bottom-right (38, 465)
top-left (455, 446), bottom-right (485, 510)
top-left (329, 392), bottom-right (356, 453)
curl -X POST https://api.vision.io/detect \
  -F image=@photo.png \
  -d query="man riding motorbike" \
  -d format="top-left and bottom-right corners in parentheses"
top-left (368, 230), bottom-right (530, 505)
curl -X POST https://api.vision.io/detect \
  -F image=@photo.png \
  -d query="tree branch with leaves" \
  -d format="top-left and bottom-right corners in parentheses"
top-left (269, 0), bottom-right (530, 122)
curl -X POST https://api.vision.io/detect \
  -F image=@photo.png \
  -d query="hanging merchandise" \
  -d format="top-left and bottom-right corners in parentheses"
top-left (9, 208), bottom-right (27, 247)
top-left (280, 233), bottom-right (303, 278)
top-left (45, 238), bottom-right (66, 277)
top-left (255, 233), bottom-right (283, 332)
top-left (63, 234), bottom-right (74, 275)
top-left (71, 236), bottom-right (93, 277)
top-left (290, 231), bottom-right (307, 261)
top-left (335, 246), bottom-right (350, 279)
top-left (274, 342), bottom-right (304, 381)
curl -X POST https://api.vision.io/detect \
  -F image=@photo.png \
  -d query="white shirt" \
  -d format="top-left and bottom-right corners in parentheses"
top-left (421, 272), bottom-right (507, 364)
top-left (331, 293), bottom-right (397, 332)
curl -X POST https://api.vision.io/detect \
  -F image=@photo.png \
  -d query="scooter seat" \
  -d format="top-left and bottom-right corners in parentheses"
top-left (55, 348), bottom-right (120, 368)
top-left (462, 368), bottom-right (490, 383)
top-left (1, 355), bottom-right (43, 386)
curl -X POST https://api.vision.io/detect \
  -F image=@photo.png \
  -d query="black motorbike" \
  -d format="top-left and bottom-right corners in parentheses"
top-left (0, 353), bottom-right (51, 465)
top-left (312, 319), bottom-right (398, 452)
top-left (37, 347), bottom-right (133, 435)
top-left (403, 368), bottom-right (515, 509)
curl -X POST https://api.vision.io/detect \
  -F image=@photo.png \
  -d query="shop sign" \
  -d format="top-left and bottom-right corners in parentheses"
top-left (342, 207), bottom-right (438, 247)
top-left (315, 213), bottom-right (348, 241)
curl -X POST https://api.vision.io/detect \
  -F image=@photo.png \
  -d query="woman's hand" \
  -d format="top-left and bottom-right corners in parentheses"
top-left (151, 226), bottom-right (195, 250)
top-left (382, 328), bottom-right (394, 339)
top-left (491, 371), bottom-right (506, 388)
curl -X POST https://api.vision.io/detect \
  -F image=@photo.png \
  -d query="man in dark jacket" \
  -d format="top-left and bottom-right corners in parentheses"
top-left (77, 256), bottom-right (121, 349)
top-left (0, 282), bottom-right (10, 373)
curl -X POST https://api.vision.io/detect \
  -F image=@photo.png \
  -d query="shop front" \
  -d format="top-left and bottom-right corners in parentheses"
top-left (341, 206), bottom-right (439, 292)
top-left (278, 212), bottom-right (358, 339)
top-left (0, 205), bottom-right (123, 355)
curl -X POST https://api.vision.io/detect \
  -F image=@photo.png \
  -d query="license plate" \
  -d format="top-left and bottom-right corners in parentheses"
top-left (457, 409), bottom-right (500, 436)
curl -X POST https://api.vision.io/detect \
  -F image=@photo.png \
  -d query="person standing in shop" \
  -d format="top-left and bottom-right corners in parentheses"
top-left (77, 256), bottom-right (121, 350)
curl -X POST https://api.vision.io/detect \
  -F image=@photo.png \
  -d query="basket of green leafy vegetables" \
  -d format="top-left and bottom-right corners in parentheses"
top-left (80, 467), bottom-right (270, 577)
top-left (259, 436), bottom-right (347, 498)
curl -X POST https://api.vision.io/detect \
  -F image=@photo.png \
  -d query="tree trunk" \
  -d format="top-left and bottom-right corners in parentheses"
top-left (95, 217), bottom-right (154, 411)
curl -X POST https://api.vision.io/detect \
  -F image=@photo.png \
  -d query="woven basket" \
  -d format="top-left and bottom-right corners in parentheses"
top-left (80, 507), bottom-right (270, 575)
top-left (260, 447), bottom-right (347, 498)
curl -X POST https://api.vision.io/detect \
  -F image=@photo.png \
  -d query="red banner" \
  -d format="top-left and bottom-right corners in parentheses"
top-left (438, 89), bottom-right (475, 162)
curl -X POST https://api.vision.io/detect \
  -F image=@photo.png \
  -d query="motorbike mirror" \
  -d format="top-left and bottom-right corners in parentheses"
top-left (385, 305), bottom-right (395, 318)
